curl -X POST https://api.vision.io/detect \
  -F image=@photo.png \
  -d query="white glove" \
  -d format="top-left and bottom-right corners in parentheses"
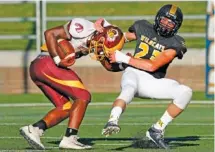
top-left (53, 56), bottom-right (61, 65)
top-left (115, 50), bottom-right (131, 64)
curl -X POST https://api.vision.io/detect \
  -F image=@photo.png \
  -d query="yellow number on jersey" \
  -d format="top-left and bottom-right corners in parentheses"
top-left (134, 42), bottom-right (148, 58)
top-left (150, 50), bottom-right (160, 60)
top-left (134, 42), bottom-right (161, 60)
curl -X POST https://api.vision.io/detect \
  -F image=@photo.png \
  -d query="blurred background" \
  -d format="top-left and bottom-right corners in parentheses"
top-left (0, 0), bottom-right (214, 99)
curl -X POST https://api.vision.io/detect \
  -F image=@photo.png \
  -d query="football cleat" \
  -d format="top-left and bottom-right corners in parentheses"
top-left (20, 125), bottom-right (45, 150)
top-left (146, 126), bottom-right (169, 149)
top-left (102, 121), bottom-right (121, 137)
top-left (59, 135), bottom-right (92, 149)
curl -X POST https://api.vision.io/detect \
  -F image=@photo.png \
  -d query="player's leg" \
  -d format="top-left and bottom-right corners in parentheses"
top-left (31, 56), bottom-right (73, 130)
top-left (137, 73), bottom-right (192, 149)
top-left (38, 59), bottom-right (91, 149)
top-left (20, 81), bottom-right (72, 150)
top-left (34, 81), bottom-right (72, 129)
top-left (102, 67), bottom-right (138, 136)
top-left (20, 55), bottom-right (73, 150)
top-left (138, 77), bottom-right (192, 129)
top-left (55, 76), bottom-right (91, 149)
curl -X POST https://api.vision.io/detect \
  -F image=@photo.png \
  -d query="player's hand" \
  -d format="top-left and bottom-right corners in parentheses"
top-left (108, 51), bottom-right (117, 63)
top-left (94, 18), bottom-right (104, 33)
top-left (126, 52), bottom-right (132, 57)
top-left (58, 54), bottom-right (75, 68)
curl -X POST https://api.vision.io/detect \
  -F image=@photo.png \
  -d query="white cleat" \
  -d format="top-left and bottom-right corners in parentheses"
top-left (20, 125), bottom-right (45, 150)
top-left (59, 135), bottom-right (92, 150)
top-left (102, 121), bottom-right (121, 137)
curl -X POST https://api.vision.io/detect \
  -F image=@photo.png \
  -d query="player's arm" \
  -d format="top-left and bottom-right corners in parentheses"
top-left (44, 25), bottom-right (70, 58)
top-left (100, 57), bottom-right (126, 72)
top-left (94, 18), bottom-right (111, 33)
top-left (75, 49), bottom-right (88, 59)
top-left (44, 22), bottom-right (75, 67)
top-left (123, 32), bottom-right (136, 42)
top-left (109, 49), bottom-right (177, 72)
top-left (129, 49), bottom-right (176, 72)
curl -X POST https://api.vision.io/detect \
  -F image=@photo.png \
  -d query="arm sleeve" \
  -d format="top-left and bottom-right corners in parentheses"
top-left (128, 24), bottom-right (136, 33)
top-left (166, 37), bottom-right (187, 59)
top-left (175, 38), bottom-right (187, 59)
top-left (128, 22), bottom-right (137, 33)
top-left (175, 46), bottom-right (187, 59)
top-left (111, 62), bottom-right (128, 72)
top-left (100, 57), bottom-right (127, 72)
top-left (63, 21), bottom-right (72, 39)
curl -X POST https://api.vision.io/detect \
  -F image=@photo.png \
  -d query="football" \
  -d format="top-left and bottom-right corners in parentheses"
top-left (57, 39), bottom-right (75, 60)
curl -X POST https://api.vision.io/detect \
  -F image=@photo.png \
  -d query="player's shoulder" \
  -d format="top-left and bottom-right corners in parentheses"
top-left (68, 18), bottom-right (96, 38)
top-left (129, 19), bottom-right (152, 33)
top-left (166, 35), bottom-right (187, 59)
top-left (71, 18), bottom-right (91, 25)
top-left (170, 34), bottom-right (186, 48)
top-left (134, 19), bottom-right (152, 27)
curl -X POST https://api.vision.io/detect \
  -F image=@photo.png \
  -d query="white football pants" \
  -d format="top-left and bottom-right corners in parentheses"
top-left (117, 67), bottom-right (192, 109)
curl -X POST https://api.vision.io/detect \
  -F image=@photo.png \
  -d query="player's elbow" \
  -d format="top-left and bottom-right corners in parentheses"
top-left (146, 64), bottom-right (159, 72)
top-left (44, 29), bottom-right (56, 40)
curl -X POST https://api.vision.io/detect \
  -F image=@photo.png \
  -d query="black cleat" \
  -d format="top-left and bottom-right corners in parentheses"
top-left (102, 121), bottom-right (121, 137)
top-left (146, 127), bottom-right (169, 149)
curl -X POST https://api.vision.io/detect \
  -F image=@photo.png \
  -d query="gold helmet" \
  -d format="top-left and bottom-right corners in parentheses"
top-left (89, 25), bottom-right (125, 60)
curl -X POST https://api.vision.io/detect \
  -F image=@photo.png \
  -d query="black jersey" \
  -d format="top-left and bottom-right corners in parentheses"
top-left (128, 19), bottom-right (187, 78)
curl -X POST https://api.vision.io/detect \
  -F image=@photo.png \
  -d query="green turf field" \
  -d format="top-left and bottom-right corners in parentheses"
top-left (0, 1), bottom-right (206, 50)
top-left (0, 91), bottom-right (213, 103)
top-left (0, 92), bottom-right (213, 151)
top-left (0, 101), bottom-right (213, 151)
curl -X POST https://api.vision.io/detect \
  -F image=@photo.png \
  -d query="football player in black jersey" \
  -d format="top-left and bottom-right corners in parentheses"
top-left (101, 4), bottom-right (192, 149)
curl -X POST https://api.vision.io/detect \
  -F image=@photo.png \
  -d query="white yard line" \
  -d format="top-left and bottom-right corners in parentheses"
top-left (0, 122), bottom-right (214, 126)
top-left (0, 136), bottom-right (213, 140)
top-left (0, 100), bottom-right (213, 107)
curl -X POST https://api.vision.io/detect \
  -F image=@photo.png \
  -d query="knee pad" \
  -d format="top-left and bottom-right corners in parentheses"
top-left (173, 85), bottom-right (193, 109)
top-left (117, 85), bottom-right (137, 104)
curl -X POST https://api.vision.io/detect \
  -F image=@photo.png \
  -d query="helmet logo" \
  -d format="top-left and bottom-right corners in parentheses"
top-left (107, 28), bottom-right (119, 42)
top-left (75, 23), bottom-right (83, 33)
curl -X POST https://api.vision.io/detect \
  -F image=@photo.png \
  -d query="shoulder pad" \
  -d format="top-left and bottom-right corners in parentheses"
top-left (68, 18), bottom-right (96, 38)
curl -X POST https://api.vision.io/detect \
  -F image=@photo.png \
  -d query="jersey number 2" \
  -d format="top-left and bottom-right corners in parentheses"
top-left (134, 42), bottom-right (160, 60)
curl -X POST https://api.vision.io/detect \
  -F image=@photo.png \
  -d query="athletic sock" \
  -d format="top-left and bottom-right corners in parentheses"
top-left (33, 120), bottom-right (47, 131)
top-left (108, 106), bottom-right (123, 123)
top-left (153, 111), bottom-right (173, 131)
top-left (65, 128), bottom-right (78, 137)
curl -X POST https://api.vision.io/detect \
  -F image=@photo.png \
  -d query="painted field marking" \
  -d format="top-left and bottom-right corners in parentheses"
top-left (0, 100), bottom-right (213, 107)
top-left (0, 122), bottom-right (213, 126)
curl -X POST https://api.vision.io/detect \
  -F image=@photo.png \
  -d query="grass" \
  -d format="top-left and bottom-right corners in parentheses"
top-left (0, 91), bottom-right (213, 104)
top-left (0, 100), bottom-right (213, 151)
top-left (0, 1), bottom-right (207, 50)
